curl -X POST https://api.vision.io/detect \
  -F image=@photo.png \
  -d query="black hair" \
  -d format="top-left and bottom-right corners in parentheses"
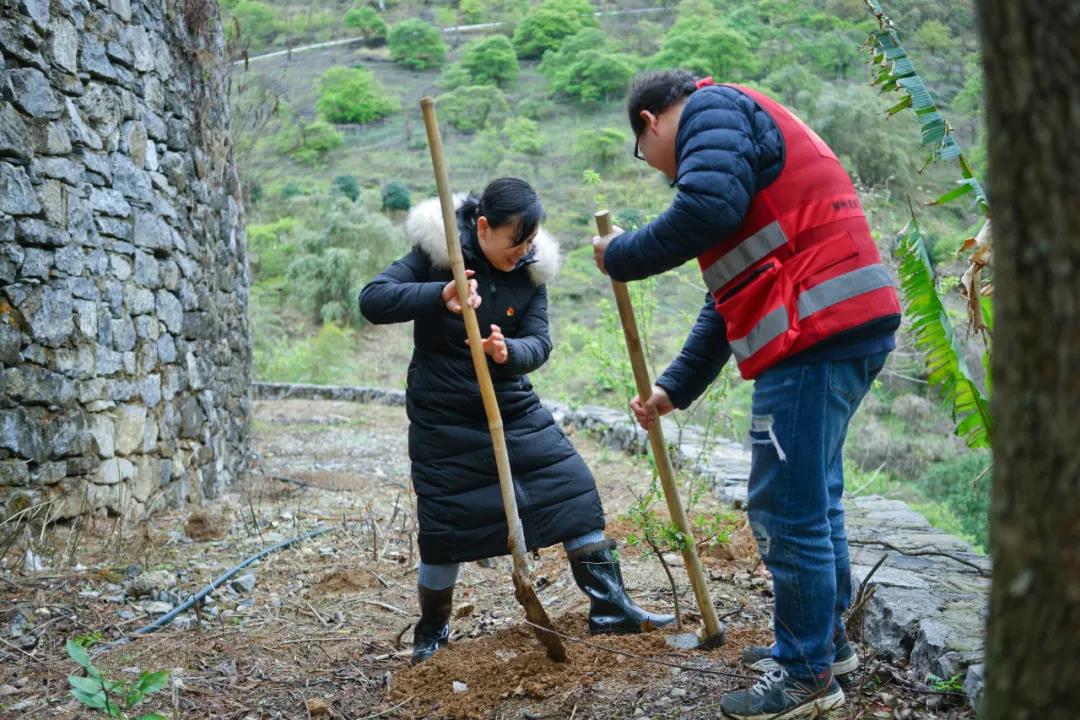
top-left (627, 69), bottom-right (698, 137)
top-left (460, 177), bottom-right (543, 247)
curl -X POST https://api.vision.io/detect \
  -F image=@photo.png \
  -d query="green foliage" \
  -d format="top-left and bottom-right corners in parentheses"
top-left (651, 14), bottom-right (757, 80)
top-left (258, 322), bottom-right (361, 385)
top-left (332, 174), bottom-right (361, 202)
top-left (436, 85), bottom-right (510, 132)
top-left (388, 19), bottom-right (447, 70)
top-left (382, 181), bottom-right (411, 211)
top-left (315, 66), bottom-right (396, 124)
top-left (916, 451), bottom-right (991, 550)
top-left (503, 116), bottom-right (544, 156)
top-left (67, 638), bottom-right (169, 719)
top-left (540, 29), bottom-right (636, 104)
top-left (248, 216), bottom-right (299, 279)
top-left (287, 248), bottom-right (362, 323)
top-left (458, 35), bottom-right (520, 87)
top-left (343, 6), bottom-right (387, 42)
top-left (512, 0), bottom-right (597, 59)
top-left (224, 0), bottom-right (280, 49)
top-left (894, 213), bottom-right (991, 449)
top-left (275, 119), bottom-right (343, 164)
top-left (573, 127), bottom-right (629, 168)
top-left (804, 84), bottom-right (921, 191)
top-left (460, 0), bottom-right (527, 25)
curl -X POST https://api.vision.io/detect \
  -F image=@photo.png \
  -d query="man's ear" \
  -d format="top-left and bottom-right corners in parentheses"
top-left (639, 109), bottom-right (658, 132)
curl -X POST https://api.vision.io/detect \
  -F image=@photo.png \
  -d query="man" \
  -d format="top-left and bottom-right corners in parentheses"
top-left (592, 70), bottom-right (901, 719)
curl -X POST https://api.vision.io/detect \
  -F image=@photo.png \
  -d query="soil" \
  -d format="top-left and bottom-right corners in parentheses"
top-left (0, 400), bottom-right (975, 719)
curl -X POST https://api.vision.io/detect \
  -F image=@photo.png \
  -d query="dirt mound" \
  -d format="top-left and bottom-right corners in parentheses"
top-left (184, 509), bottom-right (230, 541)
top-left (390, 613), bottom-right (760, 719)
top-left (310, 569), bottom-right (380, 595)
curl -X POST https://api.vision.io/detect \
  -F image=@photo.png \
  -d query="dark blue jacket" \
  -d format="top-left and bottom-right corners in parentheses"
top-left (359, 197), bottom-right (604, 564)
top-left (605, 85), bottom-right (896, 409)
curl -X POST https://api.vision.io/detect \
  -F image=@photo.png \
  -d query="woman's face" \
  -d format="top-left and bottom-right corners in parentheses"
top-left (477, 215), bottom-right (536, 272)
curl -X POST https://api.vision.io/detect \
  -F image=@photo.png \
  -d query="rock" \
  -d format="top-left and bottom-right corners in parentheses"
top-left (111, 153), bottom-right (152, 202)
top-left (112, 404), bottom-right (147, 455)
top-left (49, 16), bottom-right (79, 73)
top-left (0, 103), bottom-right (33, 163)
top-left (4, 363), bottom-right (77, 407)
top-left (170, 615), bottom-right (194, 631)
top-left (7, 68), bottom-right (62, 118)
top-left (129, 25), bottom-right (154, 72)
top-left (452, 681), bottom-right (468, 694)
top-left (65, 97), bottom-right (103, 151)
top-left (119, 122), bottom-right (148, 167)
top-left (910, 619), bottom-right (952, 680)
top-left (79, 35), bottom-right (117, 80)
top-left (142, 601), bottom-right (173, 615)
top-left (90, 188), bottom-right (131, 217)
top-left (19, 247), bottom-right (52, 279)
top-left (230, 572), bottom-right (256, 594)
top-left (0, 162), bottom-right (41, 215)
top-left (134, 211), bottom-right (173, 251)
top-left (128, 569), bottom-right (174, 597)
top-left (40, 121), bottom-right (73, 155)
top-left (964, 663), bottom-right (984, 710)
top-left (454, 603), bottom-right (475, 619)
top-left (156, 290), bottom-right (183, 333)
top-left (0, 460), bottom-right (30, 486)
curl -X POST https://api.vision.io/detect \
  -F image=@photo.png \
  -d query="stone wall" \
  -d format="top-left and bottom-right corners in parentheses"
top-left (1, 0), bottom-right (250, 519)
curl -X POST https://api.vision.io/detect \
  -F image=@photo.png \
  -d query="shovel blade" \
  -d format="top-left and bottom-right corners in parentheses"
top-left (513, 570), bottom-right (567, 662)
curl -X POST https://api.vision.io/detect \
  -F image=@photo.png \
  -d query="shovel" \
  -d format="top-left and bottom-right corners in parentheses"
top-left (595, 210), bottom-right (725, 650)
top-left (419, 97), bottom-right (566, 663)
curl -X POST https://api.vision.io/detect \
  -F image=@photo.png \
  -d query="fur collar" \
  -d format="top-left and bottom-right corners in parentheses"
top-left (404, 195), bottom-right (561, 285)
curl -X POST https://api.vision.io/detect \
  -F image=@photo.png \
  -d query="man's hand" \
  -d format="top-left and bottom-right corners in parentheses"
top-left (630, 385), bottom-right (675, 430)
top-left (442, 269), bottom-right (480, 314)
top-left (591, 225), bottom-right (624, 275)
top-left (466, 324), bottom-right (509, 364)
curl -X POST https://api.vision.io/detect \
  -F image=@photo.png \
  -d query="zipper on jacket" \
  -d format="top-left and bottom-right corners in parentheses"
top-left (718, 261), bottom-right (776, 304)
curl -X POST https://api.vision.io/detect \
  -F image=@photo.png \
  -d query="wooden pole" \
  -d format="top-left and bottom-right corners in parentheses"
top-left (595, 210), bottom-right (724, 647)
top-left (419, 97), bottom-right (565, 662)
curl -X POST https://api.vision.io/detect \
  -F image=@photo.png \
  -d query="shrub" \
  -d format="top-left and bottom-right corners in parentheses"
top-left (315, 66), bottom-right (397, 124)
top-left (275, 119), bottom-right (343, 164)
top-left (651, 16), bottom-right (758, 80)
top-left (573, 127), bottom-right (628, 167)
top-left (512, 0), bottom-right (597, 59)
top-left (225, 0), bottom-right (280, 49)
top-left (343, 6), bottom-right (388, 42)
top-left (382, 181), bottom-right (411, 211)
top-left (916, 451), bottom-right (991, 550)
top-left (504, 116), bottom-right (544, 156)
top-left (436, 85), bottom-right (510, 132)
top-left (457, 35), bottom-right (519, 86)
top-left (388, 19), bottom-right (447, 70)
top-left (540, 29), bottom-right (636, 104)
top-left (332, 174), bottom-right (361, 202)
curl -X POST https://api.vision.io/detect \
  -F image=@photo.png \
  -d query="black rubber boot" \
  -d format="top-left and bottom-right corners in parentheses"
top-left (567, 540), bottom-right (676, 635)
top-left (411, 585), bottom-right (453, 665)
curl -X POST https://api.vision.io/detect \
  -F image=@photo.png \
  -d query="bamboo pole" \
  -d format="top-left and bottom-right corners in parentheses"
top-left (420, 97), bottom-right (565, 662)
top-left (595, 210), bottom-right (724, 647)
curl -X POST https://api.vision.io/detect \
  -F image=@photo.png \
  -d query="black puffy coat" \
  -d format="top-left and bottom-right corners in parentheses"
top-left (359, 196), bottom-right (605, 565)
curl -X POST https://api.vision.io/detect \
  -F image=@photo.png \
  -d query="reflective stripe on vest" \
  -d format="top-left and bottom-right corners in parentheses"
top-left (702, 221), bottom-right (788, 293)
top-left (729, 263), bottom-right (896, 362)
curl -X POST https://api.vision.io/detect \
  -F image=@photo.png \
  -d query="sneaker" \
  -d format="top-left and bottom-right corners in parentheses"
top-left (721, 667), bottom-right (845, 719)
top-left (741, 634), bottom-right (859, 676)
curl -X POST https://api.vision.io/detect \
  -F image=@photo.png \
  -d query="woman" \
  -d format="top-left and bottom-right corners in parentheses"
top-left (360, 178), bottom-right (673, 665)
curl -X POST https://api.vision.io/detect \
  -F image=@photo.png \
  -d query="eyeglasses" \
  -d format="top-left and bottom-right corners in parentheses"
top-left (633, 135), bottom-right (645, 161)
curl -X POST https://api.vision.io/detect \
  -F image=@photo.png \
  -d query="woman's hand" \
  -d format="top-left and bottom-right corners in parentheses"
top-left (466, 324), bottom-right (509, 364)
top-left (629, 385), bottom-right (674, 429)
top-left (442, 270), bottom-right (481, 314)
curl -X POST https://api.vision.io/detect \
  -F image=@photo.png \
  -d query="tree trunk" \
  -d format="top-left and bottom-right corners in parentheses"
top-left (976, 2), bottom-right (1080, 718)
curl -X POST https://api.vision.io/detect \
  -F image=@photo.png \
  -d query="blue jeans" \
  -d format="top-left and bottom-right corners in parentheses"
top-left (747, 351), bottom-right (888, 680)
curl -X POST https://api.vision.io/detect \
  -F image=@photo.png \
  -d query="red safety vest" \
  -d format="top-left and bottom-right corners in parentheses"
top-left (696, 83), bottom-right (901, 379)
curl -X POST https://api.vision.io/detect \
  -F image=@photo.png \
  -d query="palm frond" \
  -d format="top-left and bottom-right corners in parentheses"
top-left (864, 0), bottom-right (989, 216)
top-left (894, 214), bottom-right (992, 449)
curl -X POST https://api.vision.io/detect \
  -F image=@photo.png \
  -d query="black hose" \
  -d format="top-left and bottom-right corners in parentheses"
top-left (94, 524), bottom-right (335, 656)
